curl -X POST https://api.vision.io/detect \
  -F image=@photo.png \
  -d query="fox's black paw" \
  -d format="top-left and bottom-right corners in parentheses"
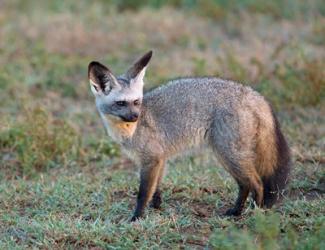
top-left (224, 208), bottom-right (242, 216)
top-left (130, 211), bottom-right (144, 222)
top-left (130, 215), bottom-right (140, 222)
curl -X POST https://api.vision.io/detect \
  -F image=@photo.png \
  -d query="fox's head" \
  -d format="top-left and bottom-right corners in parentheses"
top-left (88, 51), bottom-right (152, 139)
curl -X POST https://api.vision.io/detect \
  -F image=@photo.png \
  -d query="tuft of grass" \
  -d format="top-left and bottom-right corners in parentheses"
top-left (216, 50), bottom-right (249, 83)
top-left (0, 107), bottom-right (79, 177)
top-left (257, 55), bottom-right (325, 108)
top-left (274, 57), bottom-right (325, 106)
top-left (6, 0), bottom-right (325, 20)
top-left (111, 0), bottom-right (325, 20)
top-left (214, 46), bottom-right (325, 108)
top-left (209, 210), bottom-right (325, 250)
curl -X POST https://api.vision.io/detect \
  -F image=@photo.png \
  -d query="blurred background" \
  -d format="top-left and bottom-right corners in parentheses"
top-left (0, 0), bottom-right (324, 248)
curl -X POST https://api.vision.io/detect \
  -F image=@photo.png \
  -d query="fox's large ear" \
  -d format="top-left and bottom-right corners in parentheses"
top-left (88, 61), bottom-right (120, 95)
top-left (126, 50), bottom-right (152, 88)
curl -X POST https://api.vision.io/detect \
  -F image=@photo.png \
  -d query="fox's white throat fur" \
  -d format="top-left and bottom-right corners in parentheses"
top-left (100, 112), bottom-right (138, 142)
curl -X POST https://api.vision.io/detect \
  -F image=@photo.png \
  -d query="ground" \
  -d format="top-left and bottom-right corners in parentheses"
top-left (0, 1), bottom-right (324, 249)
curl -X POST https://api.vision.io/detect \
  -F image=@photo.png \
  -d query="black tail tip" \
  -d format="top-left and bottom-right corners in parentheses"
top-left (263, 109), bottom-right (291, 207)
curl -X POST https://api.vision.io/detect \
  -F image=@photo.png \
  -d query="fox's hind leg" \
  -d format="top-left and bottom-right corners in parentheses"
top-left (223, 167), bottom-right (263, 216)
top-left (222, 159), bottom-right (264, 216)
top-left (219, 158), bottom-right (263, 216)
top-left (210, 109), bottom-right (264, 216)
top-left (250, 175), bottom-right (264, 207)
top-left (225, 182), bottom-right (250, 216)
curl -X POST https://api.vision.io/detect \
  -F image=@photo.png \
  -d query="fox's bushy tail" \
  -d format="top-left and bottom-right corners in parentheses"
top-left (262, 110), bottom-right (291, 208)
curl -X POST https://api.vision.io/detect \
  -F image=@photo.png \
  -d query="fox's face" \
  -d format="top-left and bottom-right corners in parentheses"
top-left (88, 51), bottom-right (152, 138)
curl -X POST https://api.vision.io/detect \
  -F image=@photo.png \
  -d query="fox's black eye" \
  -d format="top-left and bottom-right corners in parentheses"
top-left (116, 101), bottom-right (127, 107)
top-left (134, 99), bottom-right (140, 106)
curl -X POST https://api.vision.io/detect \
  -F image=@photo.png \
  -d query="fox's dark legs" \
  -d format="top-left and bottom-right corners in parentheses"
top-left (225, 183), bottom-right (250, 216)
top-left (151, 189), bottom-right (162, 209)
top-left (150, 165), bottom-right (164, 209)
top-left (251, 177), bottom-right (264, 207)
top-left (225, 174), bottom-right (264, 216)
top-left (131, 158), bottom-right (164, 221)
top-left (214, 153), bottom-right (264, 216)
top-left (225, 177), bottom-right (264, 216)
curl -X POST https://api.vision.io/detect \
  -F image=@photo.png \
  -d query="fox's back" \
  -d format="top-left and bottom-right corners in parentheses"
top-left (135, 77), bottom-right (271, 156)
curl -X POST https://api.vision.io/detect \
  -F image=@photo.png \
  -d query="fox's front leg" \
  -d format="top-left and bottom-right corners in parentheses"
top-left (150, 165), bottom-right (165, 209)
top-left (131, 157), bottom-right (165, 221)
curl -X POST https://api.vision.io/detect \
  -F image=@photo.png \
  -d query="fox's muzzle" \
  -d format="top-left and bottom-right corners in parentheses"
top-left (120, 113), bottom-right (139, 122)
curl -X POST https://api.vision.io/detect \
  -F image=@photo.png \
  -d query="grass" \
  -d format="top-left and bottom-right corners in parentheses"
top-left (0, 107), bottom-right (80, 177)
top-left (0, 0), bottom-right (324, 248)
top-left (0, 149), bottom-right (324, 248)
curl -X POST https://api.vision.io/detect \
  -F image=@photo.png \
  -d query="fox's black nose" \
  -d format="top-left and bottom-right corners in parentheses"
top-left (121, 113), bottom-right (138, 122)
top-left (129, 113), bottom-right (138, 122)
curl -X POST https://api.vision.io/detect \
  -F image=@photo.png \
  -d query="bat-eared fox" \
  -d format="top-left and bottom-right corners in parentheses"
top-left (88, 51), bottom-right (290, 221)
